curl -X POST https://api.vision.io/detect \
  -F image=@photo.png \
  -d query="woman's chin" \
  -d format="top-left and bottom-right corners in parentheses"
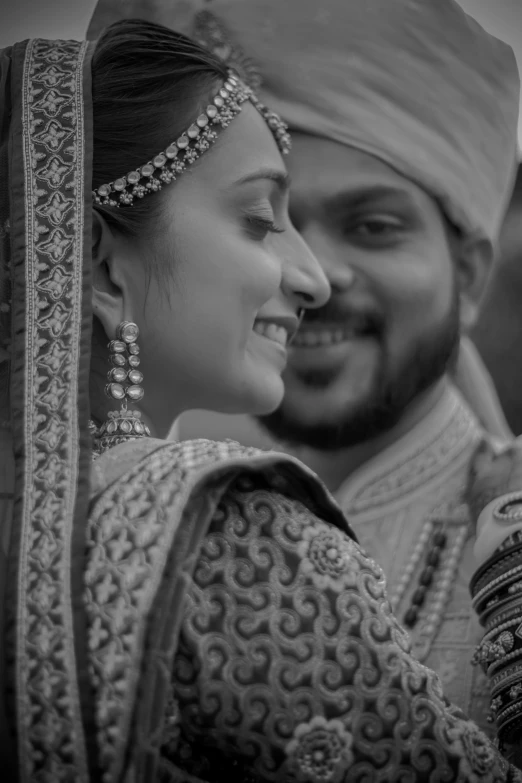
top-left (219, 373), bottom-right (285, 417)
top-left (246, 368), bottom-right (286, 415)
top-left (249, 389), bottom-right (284, 416)
top-left (185, 364), bottom-right (285, 418)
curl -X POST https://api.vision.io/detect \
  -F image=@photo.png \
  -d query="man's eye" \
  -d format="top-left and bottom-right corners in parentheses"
top-left (352, 217), bottom-right (403, 236)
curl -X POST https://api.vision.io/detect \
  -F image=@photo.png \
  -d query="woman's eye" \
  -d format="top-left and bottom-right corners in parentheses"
top-left (245, 215), bottom-right (286, 239)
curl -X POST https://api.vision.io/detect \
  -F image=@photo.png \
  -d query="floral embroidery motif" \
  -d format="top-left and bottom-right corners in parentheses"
top-left (36, 155), bottom-right (70, 187)
top-left (36, 415), bottom-right (66, 450)
top-left (38, 227), bottom-right (73, 261)
top-left (32, 64), bottom-right (68, 88)
top-left (38, 340), bottom-right (68, 372)
top-left (38, 302), bottom-right (71, 336)
top-left (12, 38), bottom-right (91, 783)
top-left (37, 266), bottom-right (71, 299)
top-left (33, 120), bottom-right (73, 152)
top-left (36, 190), bottom-right (74, 224)
top-left (32, 87), bottom-right (71, 116)
top-left (286, 717), bottom-right (353, 782)
top-left (448, 721), bottom-right (504, 782)
top-left (298, 524), bottom-right (357, 592)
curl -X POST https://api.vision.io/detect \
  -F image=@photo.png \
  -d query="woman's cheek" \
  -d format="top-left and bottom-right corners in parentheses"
top-left (246, 249), bottom-right (284, 307)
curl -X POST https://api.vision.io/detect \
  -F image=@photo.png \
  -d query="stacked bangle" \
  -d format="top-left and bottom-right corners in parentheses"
top-left (471, 495), bottom-right (522, 748)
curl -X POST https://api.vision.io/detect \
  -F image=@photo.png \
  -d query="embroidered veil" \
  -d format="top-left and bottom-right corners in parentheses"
top-left (0, 37), bottom-right (95, 781)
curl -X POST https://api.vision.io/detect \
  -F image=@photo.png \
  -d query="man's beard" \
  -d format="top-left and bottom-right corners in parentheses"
top-left (256, 288), bottom-right (460, 451)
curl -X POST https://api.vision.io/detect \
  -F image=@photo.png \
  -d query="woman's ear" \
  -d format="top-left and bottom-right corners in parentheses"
top-left (91, 210), bottom-right (126, 339)
top-left (455, 236), bottom-right (494, 333)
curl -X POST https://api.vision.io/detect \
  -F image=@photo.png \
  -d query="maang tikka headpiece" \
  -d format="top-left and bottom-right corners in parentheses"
top-left (93, 69), bottom-right (291, 208)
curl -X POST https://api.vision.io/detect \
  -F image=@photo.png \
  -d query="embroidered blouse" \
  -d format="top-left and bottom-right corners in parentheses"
top-left (160, 472), bottom-right (519, 782)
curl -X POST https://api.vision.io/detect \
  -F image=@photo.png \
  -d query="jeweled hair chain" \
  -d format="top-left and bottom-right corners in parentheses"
top-left (93, 71), bottom-right (290, 208)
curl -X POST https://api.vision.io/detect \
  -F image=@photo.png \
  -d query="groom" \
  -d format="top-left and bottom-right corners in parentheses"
top-left (87, 0), bottom-right (520, 734)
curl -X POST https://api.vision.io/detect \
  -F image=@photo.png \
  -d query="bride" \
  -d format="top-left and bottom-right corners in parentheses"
top-left (0, 19), bottom-right (520, 783)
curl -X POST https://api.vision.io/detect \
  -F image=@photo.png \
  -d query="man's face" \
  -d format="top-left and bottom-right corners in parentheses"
top-left (258, 134), bottom-right (460, 450)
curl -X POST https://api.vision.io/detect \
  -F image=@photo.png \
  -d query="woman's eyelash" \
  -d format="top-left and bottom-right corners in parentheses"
top-left (246, 216), bottom-right (285, 234)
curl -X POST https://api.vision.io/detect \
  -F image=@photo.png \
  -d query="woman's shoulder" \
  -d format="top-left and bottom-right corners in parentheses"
top-left (90, 436), bottom-right (287, 493)
top-left (90, 435), bottom-right (313, 495)
top-left (89, 436), bottom-right (355, 539)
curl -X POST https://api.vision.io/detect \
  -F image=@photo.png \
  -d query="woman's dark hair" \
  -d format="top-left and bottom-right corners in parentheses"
top-left (91, 19), bottom-right (229, 237)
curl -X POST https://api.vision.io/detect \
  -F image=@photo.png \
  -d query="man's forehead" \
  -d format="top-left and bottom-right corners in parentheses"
top-left (287, 135), bottom-right (422, 207)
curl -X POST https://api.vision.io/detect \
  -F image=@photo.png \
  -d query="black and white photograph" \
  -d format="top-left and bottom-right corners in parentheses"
top-left (1, 1), bottom-right (522, 781)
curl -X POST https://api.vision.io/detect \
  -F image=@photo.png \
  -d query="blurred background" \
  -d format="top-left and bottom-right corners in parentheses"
top-left (2, 0), bottom-right (522, 437)
top-left (1, 0), bottom-right (522, 147)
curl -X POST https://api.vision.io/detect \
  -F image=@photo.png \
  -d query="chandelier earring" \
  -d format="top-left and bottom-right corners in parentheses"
top-left (90, 321), bottom-right (151, 457)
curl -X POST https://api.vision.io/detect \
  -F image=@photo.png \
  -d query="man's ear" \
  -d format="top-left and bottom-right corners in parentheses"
top-left (91, 210), bottom-right (126, 339)
top-left (455, 236), bottom-right (494, 333)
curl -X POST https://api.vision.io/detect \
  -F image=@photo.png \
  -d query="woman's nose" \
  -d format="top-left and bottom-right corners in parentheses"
top-left (298, 223), bottom-right (356, 294)
top-left (280, 225), bottom-right (331, 309)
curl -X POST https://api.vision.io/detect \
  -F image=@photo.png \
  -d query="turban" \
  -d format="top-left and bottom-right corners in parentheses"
top-left (88, 0), bottom-right (520, 244)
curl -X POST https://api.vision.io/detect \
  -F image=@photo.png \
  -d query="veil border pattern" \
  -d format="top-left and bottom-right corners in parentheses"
top-left (8, 38), bottom-right (94, 782)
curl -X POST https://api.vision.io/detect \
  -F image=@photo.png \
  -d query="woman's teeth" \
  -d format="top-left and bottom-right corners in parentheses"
top-left (292, 329), bottom-right (357, 347)
top-left (253, 322), bottom-right (288, 347)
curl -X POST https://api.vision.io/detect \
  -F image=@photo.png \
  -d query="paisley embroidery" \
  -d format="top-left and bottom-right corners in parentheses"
top-left (12, 39), bottom-right (90, 783)
top-left (164, 478), bottom-right (518, 782)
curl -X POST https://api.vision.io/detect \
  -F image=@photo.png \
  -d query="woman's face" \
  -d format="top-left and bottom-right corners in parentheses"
top-left (112, 104), bottom-right (330, 434)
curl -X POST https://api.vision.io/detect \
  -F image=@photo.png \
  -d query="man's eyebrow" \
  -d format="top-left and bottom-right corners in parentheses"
top-left (227, 167), bottom-right (291, 192)
top-left (322, 185), bottom-right (415, 213)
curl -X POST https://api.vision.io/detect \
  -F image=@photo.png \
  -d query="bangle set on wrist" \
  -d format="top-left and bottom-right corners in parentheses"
top-left (471, 494), bottom-right (522, 745)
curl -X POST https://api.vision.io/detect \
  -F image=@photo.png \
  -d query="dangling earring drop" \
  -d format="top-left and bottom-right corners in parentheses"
top-left (91, 321), bottom-right (150, 455)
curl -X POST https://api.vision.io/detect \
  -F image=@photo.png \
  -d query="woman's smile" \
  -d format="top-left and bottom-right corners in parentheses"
top-left (252, 320), bottom-right (289, 347)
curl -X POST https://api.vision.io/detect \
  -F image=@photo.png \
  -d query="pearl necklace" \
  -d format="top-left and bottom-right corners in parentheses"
top-left (390, 518), bottom-right (433, 611)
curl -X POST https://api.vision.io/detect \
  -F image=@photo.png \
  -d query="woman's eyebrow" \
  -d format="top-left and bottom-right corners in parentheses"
top-left (227, 167), bottom-right (291, 192)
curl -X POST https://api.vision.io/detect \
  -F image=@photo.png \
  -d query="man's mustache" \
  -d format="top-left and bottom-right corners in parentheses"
top-left (301, 302), bottom-right (385, 335)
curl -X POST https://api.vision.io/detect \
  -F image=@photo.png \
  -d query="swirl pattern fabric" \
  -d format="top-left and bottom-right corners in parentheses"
top-left (84, 438), bottom-right (353, 782)
top-left (163, 473), bottom-right (519, 782)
